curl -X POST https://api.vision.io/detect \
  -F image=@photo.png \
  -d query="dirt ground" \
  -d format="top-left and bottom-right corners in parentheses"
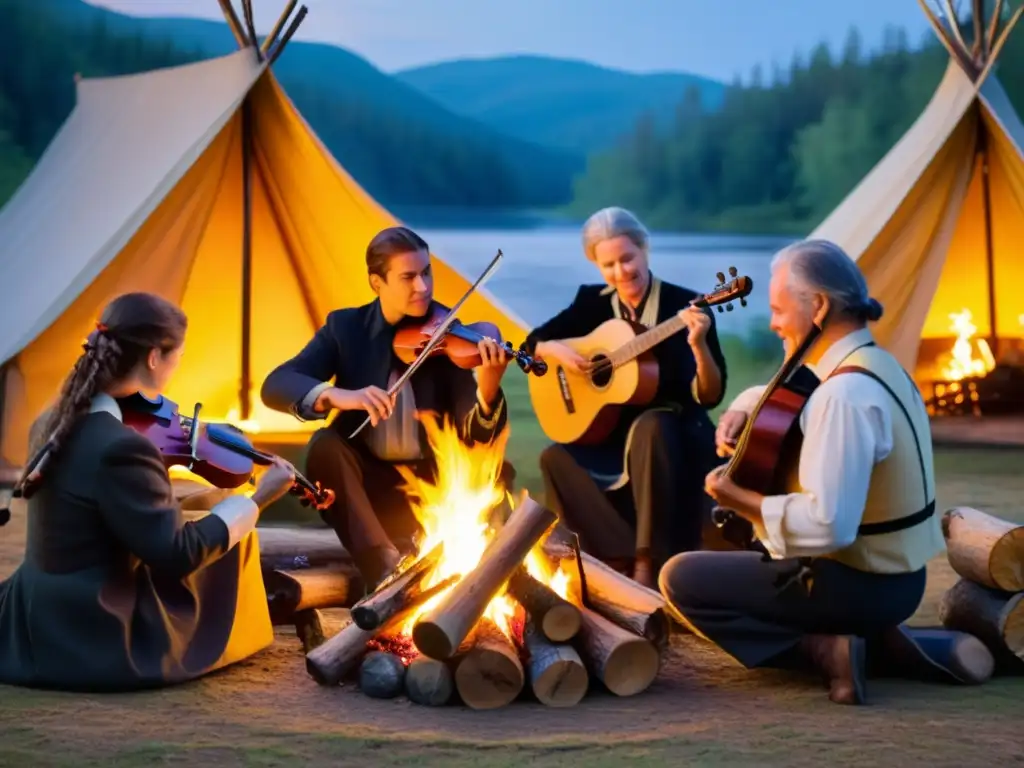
top-left (1, 448), bottom-right (1022, 767)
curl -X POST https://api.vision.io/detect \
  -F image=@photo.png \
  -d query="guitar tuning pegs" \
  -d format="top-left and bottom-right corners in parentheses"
top-left (716, 305), bottom-right (724, 313)
top-left (740, 297), bottom-right (747, 307)
top-left (726, 303), bottom-right (734, 312)
top-left (716, 271), bottom-right (725, 283)
top-left (728, 266), bottom-right (738, 277)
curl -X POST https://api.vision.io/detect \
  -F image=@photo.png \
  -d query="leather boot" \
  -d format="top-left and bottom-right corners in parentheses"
top-left (800, 634), bottom-right (867, 705)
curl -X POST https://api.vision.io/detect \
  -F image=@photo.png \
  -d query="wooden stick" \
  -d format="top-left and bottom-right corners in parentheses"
top-left (260, 0), bottom-right (297, 55)
top-left (574, 605), bottom-right (659, 697)
top-left (941, 0), bottom-right (971, 57)
top-left (267, 5), bottom-right (308, 66)
top-left (453, 617), bottom-right (525, 709)
top-left (942, 507), bottom-right (1024, 591)
top-left (405, 656), bottom-right (454, 706)
top-left (412, 494), bottom-right (557, 659)
top-left (216, 0), bottom-right (248, 48)
top-left (294, 608), bottom-right (325, 653)
top-left (986, 0), bottom-right (1005, 55)
top-left (507, 566), bottom-right (580, 642)
top-left (264, 565), bottom-right (356, 624)
top-left (917, 0), bottom-right (979, 76)
top-left (523, 618), bottom-right (588, 707)
top-left (980, 4), bottom-right (1024, 82)
top-left (240, 0), bottom-right (261, 56)
top-left (351, 543), bottom-right (444, 630)
top-left (256, 526), bottom-right (354, 572)
top-left (939, 578), bottom-right (1024, 661)
top-left (973, 0), bottom-right (985, 58)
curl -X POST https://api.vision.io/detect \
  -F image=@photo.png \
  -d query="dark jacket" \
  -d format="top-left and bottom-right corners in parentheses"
top-left (260, 298), bottom-right (507, 451)
top-left (0, 411), bottom-right (271, 692)
top-left (521, 278), bottom-right (727, 481)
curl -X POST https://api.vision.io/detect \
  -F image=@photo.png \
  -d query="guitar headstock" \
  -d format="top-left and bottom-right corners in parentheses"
top-left (692, 266), bottom-right (753, 314)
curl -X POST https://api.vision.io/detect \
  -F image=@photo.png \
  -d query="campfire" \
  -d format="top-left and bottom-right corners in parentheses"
top-left (929, 308), bottom-right (995, 417)
top-left (297, 414), bottom-right (669, 709)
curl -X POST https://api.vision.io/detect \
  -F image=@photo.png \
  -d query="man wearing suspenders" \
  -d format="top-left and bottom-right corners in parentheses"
top-left (658, 239), bottom-right (991, 705)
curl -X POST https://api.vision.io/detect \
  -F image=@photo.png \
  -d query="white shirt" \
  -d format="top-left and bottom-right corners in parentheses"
top-left (90, 393), bottom-right (260, 549)
top-left (724, 328), bottom-right (895, 559)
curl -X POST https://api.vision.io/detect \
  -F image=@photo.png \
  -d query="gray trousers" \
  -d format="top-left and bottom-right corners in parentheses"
top-left (659, 551), bottom-right (927, 668)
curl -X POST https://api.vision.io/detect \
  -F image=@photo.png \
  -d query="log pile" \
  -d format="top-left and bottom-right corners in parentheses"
top-left (938, 507), bottom-right (1024, 674)
top-left (291, 493), bottom-right (672, 708)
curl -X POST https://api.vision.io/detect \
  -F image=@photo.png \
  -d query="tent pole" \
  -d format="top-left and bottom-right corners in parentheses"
top-left (978, 122), bottom-right (998, 358)
top-left (240, 95), bottom-right (254, 421)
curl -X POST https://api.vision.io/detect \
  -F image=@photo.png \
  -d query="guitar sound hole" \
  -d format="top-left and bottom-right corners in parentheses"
top-left (589, 354), bottom-right (612, 387)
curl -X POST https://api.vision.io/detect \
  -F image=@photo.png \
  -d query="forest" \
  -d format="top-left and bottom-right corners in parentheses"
top-left (570, 21), bottom-right (1024, 233)
top-left (0, 0), bottom-right (578, 210)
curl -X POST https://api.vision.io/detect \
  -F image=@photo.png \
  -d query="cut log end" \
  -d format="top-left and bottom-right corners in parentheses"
top-left (412, 621), bottom-right (455, 661)
top-left (453, 618), bottom-right (524, 710)
top-left (541, 604), bottom-right (582, 643)
top-left (942, 507), bottom-right (1024, 592)
top-left (524, 619), bottom-right (588, 707)
top-left (576, 606), bottom-right (659, 697)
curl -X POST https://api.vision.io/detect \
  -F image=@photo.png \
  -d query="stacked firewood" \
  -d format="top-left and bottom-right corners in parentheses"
top-left (938, 507), bottom-right (1024, 672)
top-left (259, 494), bottom-right (673, 709)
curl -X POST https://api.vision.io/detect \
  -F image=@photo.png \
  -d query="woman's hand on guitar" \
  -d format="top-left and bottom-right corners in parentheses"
top-left (677, 306), bottom-right (712, 347)
top-left (251, 456), bottom-right (297, 509)
top-left (322, 386), bottom-right (395, 426)
top-left (715, 410), bottom-right (748, 457)
top-left (535, 340), bottom-right (592, 375)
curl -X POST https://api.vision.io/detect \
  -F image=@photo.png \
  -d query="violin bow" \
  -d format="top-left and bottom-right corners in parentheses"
top-left (348, 248), bottom-right (505, 439)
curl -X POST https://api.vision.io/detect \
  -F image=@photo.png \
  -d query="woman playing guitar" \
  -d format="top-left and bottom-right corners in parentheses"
top-left (0, 292), bottom-right (295, 692)
top-left (520, 207), bottom-right (729, 587)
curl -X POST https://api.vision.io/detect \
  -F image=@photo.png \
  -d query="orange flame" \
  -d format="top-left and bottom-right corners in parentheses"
top-left (940, 308), bottom-right (996, 381)
top-left (395, 413), bottom-right (571, 640)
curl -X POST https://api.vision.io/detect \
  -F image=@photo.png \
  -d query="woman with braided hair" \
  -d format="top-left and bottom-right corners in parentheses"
top-left (0, 292), bottom-right (296, 692)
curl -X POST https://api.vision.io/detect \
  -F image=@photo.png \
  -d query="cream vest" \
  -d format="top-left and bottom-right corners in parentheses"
top-left (817, 343), bottom-right (946, 574)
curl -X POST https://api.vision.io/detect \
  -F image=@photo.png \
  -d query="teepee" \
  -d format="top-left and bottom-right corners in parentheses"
top-left (810, 0), bottom-right (1024, 385)
top-left (0, 1), bottom-right (526, 468)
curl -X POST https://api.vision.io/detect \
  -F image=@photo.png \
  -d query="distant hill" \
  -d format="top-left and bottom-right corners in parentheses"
top-left (12, 0), bottom-right (583, 209)
top-left (395, 55), bottom-right (726, 154)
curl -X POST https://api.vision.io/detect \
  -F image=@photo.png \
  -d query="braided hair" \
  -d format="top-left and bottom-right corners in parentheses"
top-left (15, 292), bottom-right (187, 499)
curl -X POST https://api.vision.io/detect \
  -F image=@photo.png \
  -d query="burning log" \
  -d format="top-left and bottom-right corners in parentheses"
top-left (942, 507), bottom-right (1024, 591)
top-left (405, 656), bottom-right (454, 706)
top-left (359, 651), bottom-right (407, 699)
top-left (452, 617), bottom-right (525, 709)
top-left (304, 577), bottom-right (456, 686)
top-left (545, 541), bottom-right (671, 650)
top-left (264, 565), bottom-right (355, 624)
top-left (412, 494), bottom-right (557, 659)
top-left (351, 542), bottom-right (445, 630)
top-left (257, 525), bottom-right (356, 572)
top-left (507, 566), bottom-right (580, 642)
top-left (575, 605), bottom-right (659, 697)
top-left (939, 578), bottom-right (1024, 662)
top-left (523, 618), bottom-right (588, 707)
top-left (305, 618), bottom-right (376, 686)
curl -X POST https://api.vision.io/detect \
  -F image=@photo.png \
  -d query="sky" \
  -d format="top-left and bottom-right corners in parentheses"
top-left (86, 0), bottom-right (937, 80)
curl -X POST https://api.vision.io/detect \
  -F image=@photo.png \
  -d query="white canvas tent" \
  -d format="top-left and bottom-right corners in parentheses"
top-left (810, 0), bottom-right (1024, 381)
top-left (0, 1), bottom-right (527, 469)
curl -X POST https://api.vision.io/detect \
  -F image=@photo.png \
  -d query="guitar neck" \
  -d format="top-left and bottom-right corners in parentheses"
top-left (610, 314), bottom-right (687, 367)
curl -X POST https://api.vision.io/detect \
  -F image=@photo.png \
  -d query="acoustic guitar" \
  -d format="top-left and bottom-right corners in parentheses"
top-left (528, 268), bottom-right (754, 445)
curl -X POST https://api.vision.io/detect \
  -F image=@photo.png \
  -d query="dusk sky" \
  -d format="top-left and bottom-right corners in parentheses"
top-left (86, 0), bottom-right (937, 81)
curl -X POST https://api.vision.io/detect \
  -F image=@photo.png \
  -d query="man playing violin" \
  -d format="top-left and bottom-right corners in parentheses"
top-left (261, 226), bottom-right (513, 588)
top-left (658, 239), bottom-right (951, 706)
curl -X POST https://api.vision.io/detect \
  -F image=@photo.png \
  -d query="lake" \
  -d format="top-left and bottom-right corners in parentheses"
top-left (413, 225), bottom-right (797, 340)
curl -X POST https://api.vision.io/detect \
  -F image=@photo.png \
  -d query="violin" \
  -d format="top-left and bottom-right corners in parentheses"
top-left (117, 393), bottom-right (335, 510)
top-left (393, 303), bottom-right (548, 377)
top-left (711, 321), bottom-right (823, 555)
